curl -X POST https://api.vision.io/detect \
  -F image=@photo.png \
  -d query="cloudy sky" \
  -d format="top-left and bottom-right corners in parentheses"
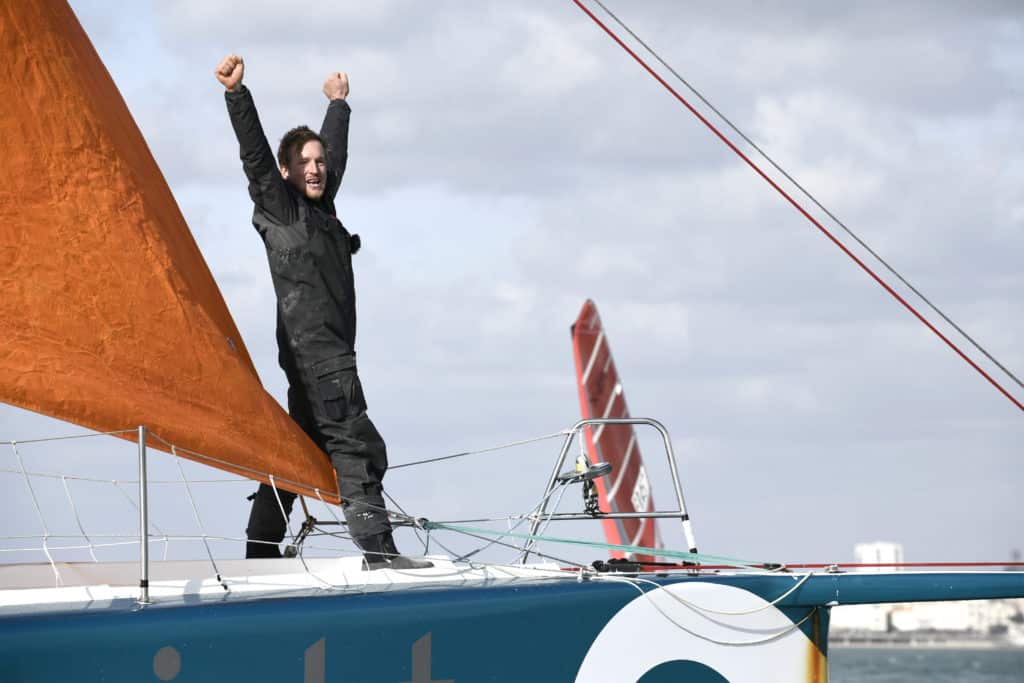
top-left (2, 1), bottom-right (1021, 568)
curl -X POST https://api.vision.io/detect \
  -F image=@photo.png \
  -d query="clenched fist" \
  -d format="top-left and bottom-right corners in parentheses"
top-left (215, 54), bottom-right (244, 92)
top-left (323, 72), bottom-right (349, 101)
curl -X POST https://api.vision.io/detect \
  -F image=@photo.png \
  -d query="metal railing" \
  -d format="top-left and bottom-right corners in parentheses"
top-left (519, 418), bottom-right (698, 563)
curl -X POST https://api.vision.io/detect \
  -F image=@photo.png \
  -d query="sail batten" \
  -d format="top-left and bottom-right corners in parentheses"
top-left (0, 1), bottom-right (338, 501)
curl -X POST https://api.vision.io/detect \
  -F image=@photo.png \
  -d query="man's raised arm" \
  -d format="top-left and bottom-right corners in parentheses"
top-left (320, 71), bottom-right (351, 204)
top-left (217, 54), bottom-right (295, 225)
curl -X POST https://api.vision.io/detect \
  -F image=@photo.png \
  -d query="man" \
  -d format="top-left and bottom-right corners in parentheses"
top-left (216, 54), bottom-right (429, 570)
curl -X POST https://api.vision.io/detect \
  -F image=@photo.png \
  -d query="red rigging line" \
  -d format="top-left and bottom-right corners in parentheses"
top-left (638, 562), bottom-right (1024, 572)
top-left (571, 0), bottom-right (1024, 414)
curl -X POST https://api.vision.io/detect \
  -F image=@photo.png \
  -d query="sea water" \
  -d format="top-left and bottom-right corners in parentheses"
top-left (829, 648), bottom-right (1024, 682)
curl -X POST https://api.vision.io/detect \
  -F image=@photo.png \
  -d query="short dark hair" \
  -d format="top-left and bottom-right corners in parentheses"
top-left (277, 126), bottom-right (324, 168)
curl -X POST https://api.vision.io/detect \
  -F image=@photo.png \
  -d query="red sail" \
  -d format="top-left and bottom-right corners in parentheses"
top-left (0, 1), bottom-right (338, 500)
top-left (571, 300), bottom-right (658, 561)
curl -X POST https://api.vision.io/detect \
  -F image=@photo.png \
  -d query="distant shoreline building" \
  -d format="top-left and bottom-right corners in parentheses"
top-left (853, 541), bottom-right (903, 571)
top-left (830, 542), bottom-right (1024, 648)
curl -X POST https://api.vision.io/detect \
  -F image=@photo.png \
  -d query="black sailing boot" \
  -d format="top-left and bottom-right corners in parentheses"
top-left (356, 531), bottom-right (433, 570)
top-left (245, 486), bottom-right (294, 559)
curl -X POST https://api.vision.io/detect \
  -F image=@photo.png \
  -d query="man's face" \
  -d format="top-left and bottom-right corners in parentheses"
top-left (280, 140), bottom-right (327, 200)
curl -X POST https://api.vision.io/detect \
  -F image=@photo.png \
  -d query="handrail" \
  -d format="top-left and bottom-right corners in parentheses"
top-left (519, 418), bottom-right (697, 563)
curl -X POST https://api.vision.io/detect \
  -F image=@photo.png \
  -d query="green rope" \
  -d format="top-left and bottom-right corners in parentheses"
top-left (422, 521), bottom-right (767, 570)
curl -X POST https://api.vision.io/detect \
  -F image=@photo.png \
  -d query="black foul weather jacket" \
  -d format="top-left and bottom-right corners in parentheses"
top-left (225, 86), bottom-right (360, 412)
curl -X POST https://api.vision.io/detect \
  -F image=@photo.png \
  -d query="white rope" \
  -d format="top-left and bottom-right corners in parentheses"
top-left (60, 475), bottom-right (98, 562)
top-left (595, 574), bottom-right (818, 646)
top-left (172, 446), bottom-right (227, 590)
top-left (268, 476), bottom-right (297, 547)
top-left (312, 489), bottom-right (351, 537)
top-left (266, 477), bottom-right (333, 588)
top-left (624, 572), bottom-right (815, 616)
top-left (530, 484), bottom-right (571, 562)
top-left (11, 441), bottom-right (61, 586)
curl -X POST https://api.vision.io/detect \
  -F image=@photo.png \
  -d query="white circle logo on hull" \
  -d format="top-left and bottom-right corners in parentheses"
top-left (575, 581), bottom-right (822, 682)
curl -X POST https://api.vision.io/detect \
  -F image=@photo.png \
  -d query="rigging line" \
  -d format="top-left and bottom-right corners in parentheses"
top-left (390, 430), bottom-right (570, 470)
top-left (0, 467), bottom-right (245, 485)
top-left (571, 0), bottom-right (1024, 413)
top-left (0, 466), bottom-right (247, 483)
top-left (59, 476), bottom-right (98, 563)
top-left (312, 489), bottom-right (354, 541)
top-left (531, 484), bottom-right (571, 560)
top-left (377, 475), bottom-right (586, 567)
top-left (598, 574), bottom-right (819, 647)
top-left (0, 428), bottom-right (137, 446)
top-left (589, 0), bottom-right (1024, 394)
top-left (670, 561), bottom-right (1024, 570)
top-left (428, 521), bottom-right (765, 569)
top-left (382, 490), bottom-right (432, 556)
top-left (0, 540), bottom-right (140, 554)
top-left (382, 477), bottom-right (571, 563)
top-left (458, 478), bottom-right (583, 563)
top-left (112, 480), bottom-right (171, 561)
top-left (0, 532), bottom-right (263, 542)
top-left (171, 446), bottom-right (227, 590)
top-left (628, 573), bottom-right (814, 616)
top-left (454, 488), bottom-right (563, 564)
top-left (267, 474), bottom-right (315, 580)
top-left (145, 430), bottom-right (269, 481)
top-left (147, 430), bottom-right (337, 501)
top-left (11, 441), bottom-right (61, 586)
top-left (0, 536), bottom-right (357, 558)
top-left (434, 524), bottom-right (588, 568)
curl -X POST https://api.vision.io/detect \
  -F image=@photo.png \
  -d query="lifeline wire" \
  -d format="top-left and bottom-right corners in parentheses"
top-left (390, 430), bottom-right (569, 470)
top-left (0, 428), bottom-right (137, 446)
top-left (572, 0), bottom-right (1024, 413)
top-left (2, 428), bottom-right (581, 570)
top-left (590, 0), bottom-right (1024, 395)
top-left (0, 467), bottom-right (247, 485)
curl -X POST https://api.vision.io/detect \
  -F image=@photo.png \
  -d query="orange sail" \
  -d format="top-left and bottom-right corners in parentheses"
top-left (0, 1), bottom-right (338, 500)
top-left (571, 300), bottom-right (659, 561)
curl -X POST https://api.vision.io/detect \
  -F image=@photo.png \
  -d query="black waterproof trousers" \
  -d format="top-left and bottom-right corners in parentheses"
top-left (245, 353), bottom-right (390, 557)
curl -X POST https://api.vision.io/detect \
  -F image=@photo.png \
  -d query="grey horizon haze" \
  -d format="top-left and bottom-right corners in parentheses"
top-left (0, 1), bottom-right (1020, 567)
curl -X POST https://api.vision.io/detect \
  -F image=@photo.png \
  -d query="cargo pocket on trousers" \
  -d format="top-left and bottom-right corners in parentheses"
top-left (313, 354), bottom-right (366, 421)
